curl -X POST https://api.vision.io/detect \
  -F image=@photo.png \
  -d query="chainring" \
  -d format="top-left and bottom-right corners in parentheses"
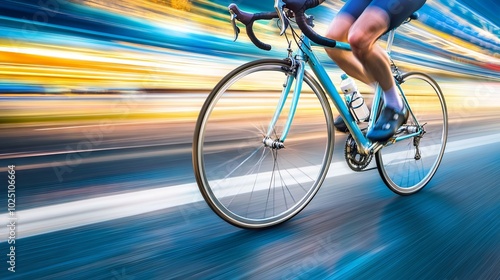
top-left (344, 134), bottom-right (373, 171)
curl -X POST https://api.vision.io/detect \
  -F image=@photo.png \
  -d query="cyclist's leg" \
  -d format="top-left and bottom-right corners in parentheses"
top-left (325, 0), bottom-right (374, 85)
top-left (349, 1), bottom-right (427, 142)
top-left (348, 7), bottom-right (408, 141)
top-left (351, 0), bottom-right (426, 100)
top-left (348, 7), bottom-right (393, 96)
top-left (324, 15), bottom-right (374, 85)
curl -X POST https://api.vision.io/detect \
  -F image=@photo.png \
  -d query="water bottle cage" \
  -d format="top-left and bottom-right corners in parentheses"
top-left (346, 94), bottom-right (366, 123)
top-left (346, 98), bottom-right (358, 122)
top-left (349, 95), bottom-right (365, 109)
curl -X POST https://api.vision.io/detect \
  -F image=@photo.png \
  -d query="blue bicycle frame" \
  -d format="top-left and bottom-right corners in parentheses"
top-left (266, 32), bottom-right (422, 155)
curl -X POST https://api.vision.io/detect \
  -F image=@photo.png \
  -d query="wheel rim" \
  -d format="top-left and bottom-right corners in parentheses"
top-left (377, 73), bottom-right (447, 194)
top-left (194, 61), bottom-right (333, 227)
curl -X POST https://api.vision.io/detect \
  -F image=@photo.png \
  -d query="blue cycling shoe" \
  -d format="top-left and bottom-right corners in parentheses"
top-left (367, 106), bottom-right (408, 142)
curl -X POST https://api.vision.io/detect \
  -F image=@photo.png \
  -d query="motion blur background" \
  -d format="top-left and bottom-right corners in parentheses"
top-left (0, 0), bottom-right (499, 279)
top-left (0, 0), bottom-right (498, 92)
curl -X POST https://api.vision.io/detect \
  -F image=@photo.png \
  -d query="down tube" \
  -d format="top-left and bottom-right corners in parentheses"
top-left (304, 49), bottom-right (370, 148)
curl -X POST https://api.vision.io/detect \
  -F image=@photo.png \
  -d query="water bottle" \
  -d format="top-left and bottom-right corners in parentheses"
top-left (340, 73), bottom-right (370, 122)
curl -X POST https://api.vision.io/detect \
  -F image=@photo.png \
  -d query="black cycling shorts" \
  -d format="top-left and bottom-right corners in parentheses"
top-left (339, 0), bottom-right (426, 31)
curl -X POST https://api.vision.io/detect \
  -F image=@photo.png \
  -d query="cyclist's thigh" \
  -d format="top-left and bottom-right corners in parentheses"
top-left (370, 0), bottom-right (426, 30)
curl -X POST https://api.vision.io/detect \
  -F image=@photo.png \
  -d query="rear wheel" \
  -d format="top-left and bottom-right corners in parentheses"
top-left (193, 59), bottom-right (334, 228)
top-left (376, 72), bottom-right (448, 195)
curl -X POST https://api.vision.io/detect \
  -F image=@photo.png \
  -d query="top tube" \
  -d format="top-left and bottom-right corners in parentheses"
top-left (309, 31), bottom-right (398, 53)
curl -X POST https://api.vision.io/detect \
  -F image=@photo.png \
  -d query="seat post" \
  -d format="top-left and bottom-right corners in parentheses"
top-left (386, 29), bottom-right (396, 55)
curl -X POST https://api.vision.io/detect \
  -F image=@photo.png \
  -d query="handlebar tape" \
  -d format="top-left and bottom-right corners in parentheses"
top-left (229, 4), bottom-right (277, 51)
top-left (284, 0), bottom-right (337, 48)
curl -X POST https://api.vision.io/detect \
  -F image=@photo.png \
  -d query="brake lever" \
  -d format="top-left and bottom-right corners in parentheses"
top-left (229, 9), bottom-right (241, 42)
top-left (274, 0), bottom-right (289, 35)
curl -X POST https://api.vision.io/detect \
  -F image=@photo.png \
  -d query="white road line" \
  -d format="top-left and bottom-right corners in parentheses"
top-left (1, 133), bottom-right (500, 239)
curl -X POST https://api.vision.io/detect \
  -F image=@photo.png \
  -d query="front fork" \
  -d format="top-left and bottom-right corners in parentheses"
top-left (263, 59), bottom-right (304, 149)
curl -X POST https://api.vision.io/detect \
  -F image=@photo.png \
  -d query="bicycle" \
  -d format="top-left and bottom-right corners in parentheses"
top-left (192, 0), bottom-right (448, 229)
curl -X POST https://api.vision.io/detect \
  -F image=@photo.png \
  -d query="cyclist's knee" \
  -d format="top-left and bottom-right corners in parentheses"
top-left (347, 31), bottom-right (373, 58)
top-left (348, 8), bottom-right (388, 57)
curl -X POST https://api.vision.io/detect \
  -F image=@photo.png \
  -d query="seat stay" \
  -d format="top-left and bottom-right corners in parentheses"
top-left (396, 79), bottom-right (422, 129)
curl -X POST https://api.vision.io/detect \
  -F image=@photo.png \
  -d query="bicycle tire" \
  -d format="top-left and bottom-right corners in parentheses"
top-left (376, 72), bottom-right (448, 195)
top-left (193, 59), bottom-right (334, 228)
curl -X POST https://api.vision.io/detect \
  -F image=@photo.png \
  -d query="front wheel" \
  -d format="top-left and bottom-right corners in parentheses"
top-left (193, 59), bottom-right (334, 228)
top-left (376, 72), bottom-right (448, 195)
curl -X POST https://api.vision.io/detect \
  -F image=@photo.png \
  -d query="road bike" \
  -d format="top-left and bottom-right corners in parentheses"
top-left (192, 0), bottom-right (448, 228)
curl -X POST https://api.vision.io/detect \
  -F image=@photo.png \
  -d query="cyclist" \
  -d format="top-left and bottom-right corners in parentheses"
top-left (324, 0), bottom-right (426, 141)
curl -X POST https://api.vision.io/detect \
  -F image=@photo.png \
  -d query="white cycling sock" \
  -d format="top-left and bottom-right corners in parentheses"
top-left (383, 86), bottom-right (403, 110)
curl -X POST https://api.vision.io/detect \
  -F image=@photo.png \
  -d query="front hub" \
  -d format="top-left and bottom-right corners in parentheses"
top-left (263, 137), bottom-right (285, 150)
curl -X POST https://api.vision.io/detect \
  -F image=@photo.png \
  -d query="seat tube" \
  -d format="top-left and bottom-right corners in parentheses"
top-left (368, 85), bottom-right (384, 131)
top-left (386, 29), bottom-right (396, 55)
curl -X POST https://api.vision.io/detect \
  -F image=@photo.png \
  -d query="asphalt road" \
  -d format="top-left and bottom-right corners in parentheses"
top-left (0, 86), bottom-right (499, 279)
